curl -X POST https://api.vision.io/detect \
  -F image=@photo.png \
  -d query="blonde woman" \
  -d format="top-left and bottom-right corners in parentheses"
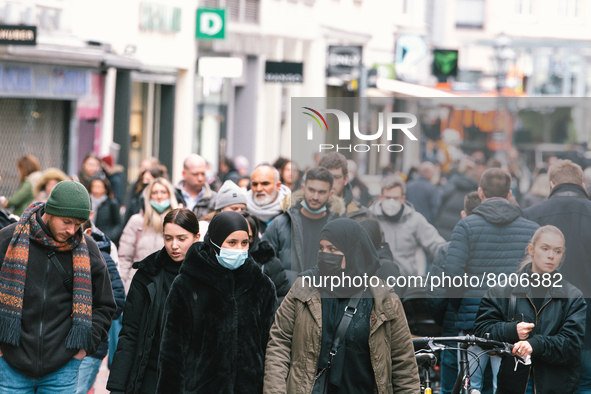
top-left (118, 177), bottom-right (179, 293)
top-left (474, 225), bottom-right (586, 394)
top-left (521, 172), bottom-right (551, 209)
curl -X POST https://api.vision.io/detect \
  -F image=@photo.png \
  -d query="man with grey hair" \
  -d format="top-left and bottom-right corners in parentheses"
top-left (176, 154), bottom-right (217, 220)
top-left (368, 175), bottom-right (445, 276)
top-left (406, 161), bottom-right (440, 225)
top-left (246, 164), bottom-right (291, 233)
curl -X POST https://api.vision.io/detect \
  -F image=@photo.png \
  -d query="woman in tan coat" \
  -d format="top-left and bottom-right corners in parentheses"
top-left (118, 177), bottom-right (179, 293)
top-left (264, 218), bottom-right (419, 394)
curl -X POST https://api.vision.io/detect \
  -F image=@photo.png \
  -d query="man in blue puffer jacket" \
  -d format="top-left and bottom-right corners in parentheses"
top-left (445, 168), bottom-right (538, 393)
top-left (76, 219), bottom-right (126, 394)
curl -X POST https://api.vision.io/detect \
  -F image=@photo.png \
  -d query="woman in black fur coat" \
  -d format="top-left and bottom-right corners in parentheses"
top-left (107, 209), bottom-right (200, 394)
top-left (156, 211), bottom-right (277, 394)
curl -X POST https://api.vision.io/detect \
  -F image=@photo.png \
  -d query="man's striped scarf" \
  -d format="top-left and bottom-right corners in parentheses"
top-left (0, 202), bottom-right (93, 350)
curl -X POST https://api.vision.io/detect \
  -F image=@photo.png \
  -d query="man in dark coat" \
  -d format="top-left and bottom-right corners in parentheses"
top-left (318, 152), bottom-right (372, 221)
top-left (436, 160), bottom-right (479, 241)
top-left (176, 154), bottom-right (217, 220)
top-left (522, 159), bottom-right (591, 393)
top-left (406, 161), bottom-right (440, 225)
top-left (445, 168), bottom-right (538, 393)
top-left (427, 191), bottom-right (480, 394)
top-left (263, 167), bottom-right (345, 286)
top-left (0, 181), bottom-right (116, 393)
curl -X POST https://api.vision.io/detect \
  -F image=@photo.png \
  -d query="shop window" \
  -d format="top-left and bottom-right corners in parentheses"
top-left (514, 0), bottom-right (532, 14)
top-left (455, 0), bottom-right (485, 29)
top-left (557, 0), bottom-right (579, 17)
top-left (199, 0), bottom-right (259, 24)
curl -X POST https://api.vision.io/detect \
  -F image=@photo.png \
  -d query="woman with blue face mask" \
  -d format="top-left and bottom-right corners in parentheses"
top-left (156, 211), bottom-right (277, 394)
top-left (118, 177), bottom-right (178, 293)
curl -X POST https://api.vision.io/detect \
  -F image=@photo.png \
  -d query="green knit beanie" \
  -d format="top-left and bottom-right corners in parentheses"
top-left (45, 180), bottom-right (91, 220)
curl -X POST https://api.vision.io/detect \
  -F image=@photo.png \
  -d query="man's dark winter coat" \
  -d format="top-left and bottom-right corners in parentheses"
top-left (262, 190), bottom-right (345, 285)
top-left (156, 242), bottom-right (276, 394)
top-left (406, 176), bottom-right (440, 225)
top-left (107, 248), bottom-right (177, 394)
top-left (175, 184), bottom-right (217, 220)
top-left (0, 210), bottom-right (116, 378)
top-left (89, 230), bottom-right (125, 361)
top-left (522, 182), bottom-right (591, 348)
top-left (436, 174), bottom-right (478, 241)
top-left (474, 272), bottom-right (586, 394)
top-left (251, 240), bottom-right (290, 298)
top-left (445, 198), bottom-right (539, 332)
top-left (427, 242), bottom-right (458, 335)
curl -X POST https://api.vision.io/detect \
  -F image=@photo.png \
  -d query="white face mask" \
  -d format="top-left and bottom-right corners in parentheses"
top-left (381, 198), bottom-right (402, 217)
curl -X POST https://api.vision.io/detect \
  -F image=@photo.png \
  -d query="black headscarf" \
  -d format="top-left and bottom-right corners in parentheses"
top-left (314, 218), bottom-right (381, 298)
top-left (204, 211), bottom-right (249, 255)
top-left (319, 218), bottom-right (381, 278)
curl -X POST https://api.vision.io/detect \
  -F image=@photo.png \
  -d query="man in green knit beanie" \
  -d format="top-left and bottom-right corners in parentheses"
top-left (0, 180), bottom-right (116, 393)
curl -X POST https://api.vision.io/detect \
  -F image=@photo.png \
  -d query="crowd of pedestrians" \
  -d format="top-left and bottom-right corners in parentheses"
top-left (0, 149), bottom-right (589, 394)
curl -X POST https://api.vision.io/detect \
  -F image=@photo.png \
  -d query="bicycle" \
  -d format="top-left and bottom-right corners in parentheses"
top-left (413, 334), bottom-right (529, 394)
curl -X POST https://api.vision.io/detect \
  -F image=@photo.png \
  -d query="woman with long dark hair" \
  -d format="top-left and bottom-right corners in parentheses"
top-left (156, 211), bottom-right (276, 394)
top-left (107, 208), bottom-right (200, 394)
top-left (89, 176), bottom-right (121, 242)
top-left (264, 218), bottom-right (420, 394)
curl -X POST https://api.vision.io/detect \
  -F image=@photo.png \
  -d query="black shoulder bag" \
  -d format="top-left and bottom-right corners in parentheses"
top-left (311, 293), bottom-right (363, 394)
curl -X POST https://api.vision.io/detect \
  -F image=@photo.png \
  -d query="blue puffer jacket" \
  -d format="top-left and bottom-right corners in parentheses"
top-left (90, 229), bottom-right (126, 360)
top-left (445, 198), bottom-right (539, 332)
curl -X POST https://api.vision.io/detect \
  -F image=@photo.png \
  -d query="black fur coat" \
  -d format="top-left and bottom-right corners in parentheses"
top-left (155, 242), bottom-right (276, 394)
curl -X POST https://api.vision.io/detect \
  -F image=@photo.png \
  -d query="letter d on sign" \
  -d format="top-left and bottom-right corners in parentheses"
top-left (201, 13), bottom-right (222, 35)
top-left (197, 9), bottom-right (226, 39)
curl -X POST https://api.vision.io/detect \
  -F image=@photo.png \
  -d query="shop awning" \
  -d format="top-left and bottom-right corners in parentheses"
top-left (375, 78), bottom-right (459, 98)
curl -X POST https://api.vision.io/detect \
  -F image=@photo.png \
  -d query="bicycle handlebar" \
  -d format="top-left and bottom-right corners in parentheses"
top-left (412, 335), bottom-right (525, 363)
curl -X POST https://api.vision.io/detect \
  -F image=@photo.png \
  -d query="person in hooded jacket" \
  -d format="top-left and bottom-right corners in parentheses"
top-left (155, 211), bottom-right (276, 394)
top-left (242, 211), bottom-right (289, 299)
top-left (107, 208), bottom-right (200, 394)
top-left (445, 168), bottom-right (539, 393)
top-left (263, 218), bottom-right (420, 394)
top-left (474, 225), bottom-right (586, 394)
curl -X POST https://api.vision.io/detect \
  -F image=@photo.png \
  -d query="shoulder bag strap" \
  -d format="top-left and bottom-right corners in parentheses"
top-left (508, 293), bottom-right (516, 322)
top-left (326, 289), bottom-right (364, 368)
top-left (47, 250), bottom-right (73, 292)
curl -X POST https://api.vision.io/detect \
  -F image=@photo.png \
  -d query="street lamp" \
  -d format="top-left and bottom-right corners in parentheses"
top-left (493, 33), bottom-right (515, 94)
top-left (492, 33), bottom-right (516, 160)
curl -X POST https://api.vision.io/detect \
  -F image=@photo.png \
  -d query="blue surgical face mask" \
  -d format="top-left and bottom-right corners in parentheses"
top-left (211, 240), bottom-right (248, 270)
top-left (151, 199), bottom-right (171, 213)
top-left (301, 199), bottom-right (327, 215)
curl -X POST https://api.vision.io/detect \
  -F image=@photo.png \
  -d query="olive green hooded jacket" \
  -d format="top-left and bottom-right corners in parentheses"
top-left (263, 277), bottom-right (420, 394)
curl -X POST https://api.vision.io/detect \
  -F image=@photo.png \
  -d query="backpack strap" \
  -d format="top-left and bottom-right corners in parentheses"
top-left (47, 250), bottom-right (73, 293)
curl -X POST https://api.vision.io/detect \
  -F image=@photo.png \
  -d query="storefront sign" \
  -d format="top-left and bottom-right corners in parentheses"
top-left (327, 46), bottom-right (362, 77)
top-left (396, 35), bottom-right (427, 65)
top-left (0, 25), bottom-right (36, 45)
top-left (0, 64), bottom-right (90, 98)
top-left (432, 49), bottom-right (459, 78)
top-left (196, 9), bottom-right (225, 40)
top-left (265, 61), bottom-right (303, 83)
top-left (198, 57), bottom-right (242, 78)
top-left (140, 2), bottom-right (181, 33)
